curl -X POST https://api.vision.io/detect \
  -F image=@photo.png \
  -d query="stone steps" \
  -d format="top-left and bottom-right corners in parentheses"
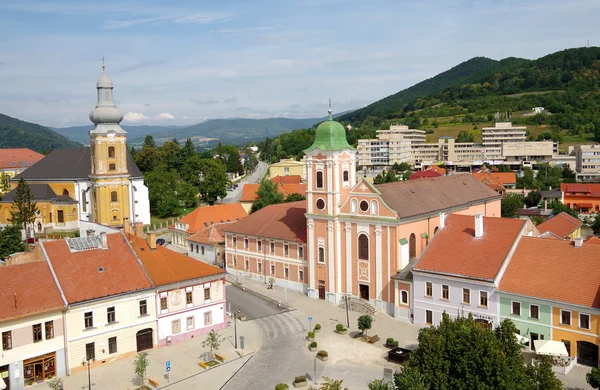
top-left (339, 297), bottom-right (383, 317)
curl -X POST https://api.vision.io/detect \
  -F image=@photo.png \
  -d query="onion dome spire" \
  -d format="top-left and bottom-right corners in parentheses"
top-left (89, 59), bottom-right (126, 133)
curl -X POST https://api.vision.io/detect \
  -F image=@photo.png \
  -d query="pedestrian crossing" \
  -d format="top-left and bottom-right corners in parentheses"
top-left (255, 311), bottom-right (305, 339)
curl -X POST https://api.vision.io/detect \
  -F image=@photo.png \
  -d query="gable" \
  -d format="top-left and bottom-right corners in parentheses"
top-left (339, 179), bottom-right (397, 218)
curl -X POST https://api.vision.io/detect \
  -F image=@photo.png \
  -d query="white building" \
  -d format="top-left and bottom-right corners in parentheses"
top-left (574, 144), bottom-right (600, 182)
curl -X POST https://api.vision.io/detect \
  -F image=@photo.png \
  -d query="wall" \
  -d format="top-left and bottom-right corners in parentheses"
top-left (130, 178), bottom-right (151, 226)
top-left (187, 242), bottom-right (217, 265)
top-left (551, 306), bottom-right (599, 360)
top-left (498, 295), bottom-right (552, 340)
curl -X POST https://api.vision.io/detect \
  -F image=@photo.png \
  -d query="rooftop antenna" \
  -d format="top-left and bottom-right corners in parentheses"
top-left (328, 98), bottom-right (333, 116)
top-left (101, 55), bottom-right (106, 71)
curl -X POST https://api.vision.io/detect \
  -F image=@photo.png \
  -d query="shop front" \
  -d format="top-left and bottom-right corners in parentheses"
top-left (1, 365), bottom-right (9, 390)
top-left (23, 352), bottom-right (56, 386)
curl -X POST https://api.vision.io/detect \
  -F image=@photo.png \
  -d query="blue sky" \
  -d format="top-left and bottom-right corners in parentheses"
top-left (0, 0), bottom-right (599, 127)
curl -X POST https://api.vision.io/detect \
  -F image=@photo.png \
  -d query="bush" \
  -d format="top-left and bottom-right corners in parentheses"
top-left (386, 337), bottom-right (395, 345)
top-left (307, 331), bottom-right (315, 338)
top-left (336, 324), bottom-right (346, 331)
top-left (310, 341), bottom-right (317, 348)
top-left (317, 350), bottom-right (328, 358)
top-left (358, 314), bottom-right (373, 335)
top-left (314, 324), bottom-right (321, 330)
top-left (275, 384), bottom-right (289, 390)
top-left (295, 376), bottom-right (307, 383)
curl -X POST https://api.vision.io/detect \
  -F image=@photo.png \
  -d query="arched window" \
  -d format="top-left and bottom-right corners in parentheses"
top-left (351, 199), bottom-right (357, 213)
top-left (358, 234), bottom-right (369, 260)
top-left (401, 290), bottom-right (408, 305)
top-left (370, 200), bottom-right (378, 215)
top-left (434, 226), bottom-right (439, 234)
top-left (62, 189), bottom-right (69, 196)
top-left (409, 233), bottom-right (416, 259)
top-left (318, 247), bottom-right (325, 263)
top-left (109, 163), bottom-right (116, 171)
top-left (316, 171), bottom-right (323, 188)
top-left (108, 146), bottom-right (115, 158)
top-left (111, 191), bottom-right (118, 202)
top-left (343, 170), bottom-right (349, 182)
top-left (82, 190), bottom-right (87, 212)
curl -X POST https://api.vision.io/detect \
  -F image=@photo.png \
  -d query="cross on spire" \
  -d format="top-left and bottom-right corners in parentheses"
top-left (101, 55), bottom-right (106, 71)
top-left (328, 98), bottom-right (332, 116)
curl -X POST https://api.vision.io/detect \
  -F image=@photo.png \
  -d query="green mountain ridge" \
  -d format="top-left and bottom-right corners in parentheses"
top-left (0, 113), bottom-right (81, 153)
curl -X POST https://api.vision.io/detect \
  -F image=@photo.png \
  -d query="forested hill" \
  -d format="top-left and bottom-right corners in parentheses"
top-left (0, 113), bottom-right (81, 153)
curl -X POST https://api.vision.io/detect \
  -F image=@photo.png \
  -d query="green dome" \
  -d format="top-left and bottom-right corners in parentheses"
top-left (306, 114), bottom-right (354, 152)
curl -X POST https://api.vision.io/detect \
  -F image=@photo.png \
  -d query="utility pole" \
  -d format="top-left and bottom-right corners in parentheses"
top-left (86, 356), bottom-right (92, 390)
top-left (344, 294), bottom-right (350, 328)
top-left (234, 309), bottom-right (239, 349)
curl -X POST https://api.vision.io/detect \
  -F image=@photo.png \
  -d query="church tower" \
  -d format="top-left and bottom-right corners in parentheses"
top-left (88, 64), bottom-right (131, 226)
top-left (305, 103), bottom-right (356, 302)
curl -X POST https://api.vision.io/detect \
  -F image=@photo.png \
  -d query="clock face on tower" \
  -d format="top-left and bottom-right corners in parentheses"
top-left (316, 198), bottom-right (325, 211)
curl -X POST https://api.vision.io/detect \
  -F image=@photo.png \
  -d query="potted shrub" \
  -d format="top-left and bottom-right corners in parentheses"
top-left (316, 350), bottom-right (329, 362)
top-left (275, 384), bottom-right (289, 390)
top-left (309, 341), bottom-right (318, 351)
top-left (293, 375), bottom-right (307, 388)
top-left (314, 323), bottom-right (321, 332)
top-left (386, 337), bottom-right (399, 348)
top-left (307, 331), bottom-right (315, 341)
top-left (335, 324), bottom-right (347, 335)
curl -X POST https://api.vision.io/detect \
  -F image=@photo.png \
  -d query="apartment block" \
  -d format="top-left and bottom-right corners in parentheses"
top-left (357, 124), bottom-right (424, 168)
top-left (481, 122), bottom-right (527, 159)
top-left (574, 144), bottom-right (600, 182)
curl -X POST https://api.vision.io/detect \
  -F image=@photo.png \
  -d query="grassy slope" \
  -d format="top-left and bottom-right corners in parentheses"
top-left (0, 113), bottom-right (81, 152)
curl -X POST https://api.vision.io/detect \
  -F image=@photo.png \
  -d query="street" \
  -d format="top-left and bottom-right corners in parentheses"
top-left (226, 283), bottom-right (284, 320)
top-left (222, 161), bottom-right (268, 204)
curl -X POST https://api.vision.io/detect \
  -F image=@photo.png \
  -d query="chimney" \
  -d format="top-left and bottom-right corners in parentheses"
top-left (439, 212), bottom-right (446, 229)
top-left (100, 231), bottom-right (108, 248)
top-left (134, 222), bottom-right (144, 238)
top-left (574, 237), bottom-right (583, 248)
top-left (474, 214), bottom-right (484, 238)
top-left (86, 229), bottom-right (96, 237)
top-left (147, 231), bottom-right (157, 250)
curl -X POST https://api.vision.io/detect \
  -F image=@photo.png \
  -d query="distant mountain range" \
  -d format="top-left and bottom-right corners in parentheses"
top-left (0, 113), bottom-right (81, 153)
top-left (50, 125), bottom-right (186, 146)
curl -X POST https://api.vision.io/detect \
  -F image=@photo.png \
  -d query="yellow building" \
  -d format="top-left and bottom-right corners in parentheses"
top-left (0, 148), bottom-right (45, 194)
top-left (269, 158), bottom-right (305, 181)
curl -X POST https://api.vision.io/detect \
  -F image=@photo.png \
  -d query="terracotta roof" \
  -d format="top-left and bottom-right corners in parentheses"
top-left (536, 212), bottom-right (582, 239)
top-left (560, 183), bottom-right (600, 196)
top-left (0, 148), bottom-right (45, 170)
top-left (414, 214), bottom-right (526, 281)
top-left (428, 165), bottom-right (447, 175)
top-left (375, 175), bottom-right (500, 219)
top-left (129, 236), bottom-right (225, 286)
top-left (280, 183), bottom-right (307, 198)
top-left (0, 261), bottom-right (64, 321)
top-left (585, 236), bottom-right (600, 245)
top-left (240, 184), bottom-right (260, 202)
top-left (409, 170), bottom-right (441, 180)
top-left (43, 233), bottom-right (153, 304)
top-left (271, 175), bottom-right (302, 185)
top-left (175, 203), bottom-right (248, 234)
top-left (223, 201), bottom-right (307, 242)
top-left (239, 182), bottom-right (307, 203)
top-left (187, 223), bottom-right (231, 245)
top-left (473, 171), bottom-right (516, 187)
top-left (499, 237), bottom-right (600, 308)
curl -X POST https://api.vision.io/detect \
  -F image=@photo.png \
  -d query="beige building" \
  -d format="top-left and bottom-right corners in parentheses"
top-left (269, 158), bottom-right (306, 180)
top-left (481, 122), bottom-right (527, 159)
top-left (574, 144), bottom-right (600, 182)
top-left (357, 125), bottom-right (424, 168)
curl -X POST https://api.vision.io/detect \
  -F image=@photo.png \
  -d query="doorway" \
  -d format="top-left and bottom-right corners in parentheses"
top-left (318, 283), bottom-right (326, 300)
top-left (530, 333), bottom-right (539, 351)
top-left (1, 364), bottom-right (9, 390)
top-left (136, 328), bottom-right (153, 352)
top-left (577, 341), bottom-right (599, 367)
top-left (359, 284), bottom-right (370, 300)
top-left (474, 319), bottom-right (490, 329)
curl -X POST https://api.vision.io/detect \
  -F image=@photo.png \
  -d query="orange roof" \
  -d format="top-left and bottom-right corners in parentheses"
top-left (536, 212), bottom-right (582, 239)
top-left (187, 223), bottom-right (231, 245)
top-left (560, 183), bottom-right (600, 195)
top-left (43, 233), bottom-right (153, 304)
top-left (240, 184), bottom-right (260, 202)
top-left (239, 182), bottom-right (307, 203)
top-left (0, 148), bottom-right (45, 170)
top-left (585, 236), bottom-right (600, 245)
top-left (415, 214), bottom-right (526, 281)
top-left (409, 170), bottom-right (441, 180)
top-left (0, 261), bottom-right (64, 321)
top-left (499, 237), bottom-right (600, 308)
top-left (473, 171), bottom-right (516, 187)
top-left (129, 236), bottom-right (225, 286)
top-left (271, 175), bottom-right (302, 185)
top-left (428, 165), bottom-right (447, 175)
top-left (175, 203), bottom-right (247, 234)
top-left (280, 183), bottom-right (307, 197)
top-left (223, 201), bottom-right (307, 242)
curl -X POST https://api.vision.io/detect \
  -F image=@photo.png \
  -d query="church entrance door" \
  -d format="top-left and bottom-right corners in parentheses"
top-left (359, 284), bottom-right (370, 300)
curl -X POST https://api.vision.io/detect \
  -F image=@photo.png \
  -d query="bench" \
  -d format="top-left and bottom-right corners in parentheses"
top-left (367, 335), bottom-right (380, 344)
top-left (198, 361), bottom-right (208, 369)
top-left (353, 331), bottom-right (364, 339)
top-left (215, 354), bottom-right (226, 363)
top-left (148, 378), bottom-right (159, 388)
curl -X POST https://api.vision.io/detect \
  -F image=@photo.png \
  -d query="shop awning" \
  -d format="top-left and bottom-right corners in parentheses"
top-left (514, 333), bottom-right (529, 345)
top-left (577, 203), bottom-right (593, 208)
top-left (534, 340), bottom-right (568, 357)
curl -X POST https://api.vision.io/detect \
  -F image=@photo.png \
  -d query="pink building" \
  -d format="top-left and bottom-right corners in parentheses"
top-left (224, 112), bottom-right (501, 318)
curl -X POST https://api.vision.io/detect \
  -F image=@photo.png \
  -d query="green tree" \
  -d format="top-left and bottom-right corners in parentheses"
top-left (562, 165), bottom-right (576, 180)
top-left (314, 377), bottom-right (348, 390)
top-left (0, 225), bottom-right (26, 259)
top-left (202, 329), bottom-right (224, 359)
top-left (524, 190), bottom-right (542, 208)
top-left (496, 164), bottom-right (512, 172)
top-left (182, 138), bottom-right (196, 160)
top-left (285, 193), bottom-right (306, 202)
top-left (226, 150), bottom-right (241, 173)
top-left (143, 135), bottom-right (157, 149)
top-left (367, 378), bottom-right (393, 390)
top-left (393, 366), bottom-right (427, 390)
top-left (161, 139), bottom-right (183, 171)
top-left (591, 214), bottom-right (600, 236)
top-left (134, 351), bottom-right (150, 387)
top-left (384, 169), bottom-right (399, 183)
top-left (456, 130), bottom-right (475, 143)
top-left (373, 173), bottom-right (385, 185)
top-left (501, 193), bottom-right (525, 218)
top-left (525, 356), bottom-right (564, 390)
top-left (197, 159), bottom-right (229, 205)
top-left (357, 314), bottom-right (373, 336)
top-left (517, 167), bottom-right (535, 189)
top-left (251, 179), bottom-right (284, 213)
top-left (587, 367), bottom-right (600, 389)
top-left (47, 378), bottom-right (63, 390)
top-left (9, 178), bottom-right (38, 237)
top-left (145, 165), bottom-right (198, 217)
top-left (134, 145), bottom-right (165, 173)
top-left (549, 200), bottom-right (579, 218)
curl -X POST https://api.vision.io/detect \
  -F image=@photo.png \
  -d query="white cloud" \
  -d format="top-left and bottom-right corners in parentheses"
top-left (123, 111), bottom-right (148, 123)
top-left (155, 112), bottom-right (175, 120)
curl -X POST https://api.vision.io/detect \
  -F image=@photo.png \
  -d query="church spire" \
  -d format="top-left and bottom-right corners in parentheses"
top-left (89, 60), bottom-right (126, 134)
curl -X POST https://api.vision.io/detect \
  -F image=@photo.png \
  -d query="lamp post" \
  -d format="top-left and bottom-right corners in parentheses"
top-left (234, 309), bottom-right (240, 349)
top-left (344, 294), bottom-right (350, 328)
top-left (83, 356), bottom-right (93, 390)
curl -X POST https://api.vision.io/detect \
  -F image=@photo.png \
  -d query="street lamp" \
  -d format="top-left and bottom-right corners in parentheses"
top-left (82, 356), bottom-right (94, 389)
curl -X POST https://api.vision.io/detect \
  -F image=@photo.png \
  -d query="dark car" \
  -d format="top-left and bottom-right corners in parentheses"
top-left (156, 238), bottom-right (166, 246)
top-left (233, 183), bottom-right (239, 189)
top-left (27, 237), bottom-right (38, 245)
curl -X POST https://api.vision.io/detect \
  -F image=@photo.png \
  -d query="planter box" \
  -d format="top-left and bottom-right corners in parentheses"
top-left (309, 346), bottom-right (318, 352)
top-left (316, 354), bottom-right (328, 362)
top-left (293, 381), bottom-right (307, 388)
top-left (314, 329), bottom-right (320, 332)
top-left (335, 329), bottom-right (347, 335)
top-left (307, 337), bottom-right (314, 342)
top-left (385, 343), bottom-right (399, 349)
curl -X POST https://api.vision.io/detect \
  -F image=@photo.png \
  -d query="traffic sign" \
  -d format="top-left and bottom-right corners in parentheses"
top-left (166, 360), bottom-right (171, 372)
top-left (308, 317), bottom-right (312, 322)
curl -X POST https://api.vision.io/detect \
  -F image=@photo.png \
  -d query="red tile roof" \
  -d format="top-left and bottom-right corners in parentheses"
top-left (560, 183), bottom-right (600, 196)
top-left (43, 233), bottom-right (153, 304)
top-left (536, 212), bottom-right (582, 239)
top-left (129, 236), bottom-right (225, 286)
top-left (428, 165), bottom-right (447, 175)
top-left (473, 171), bottom-right (516, 187)
top-left (0, 148), bottom-right (45, 170)
top-left (240, 184), bottom-right (260, 202)
top-left (175, 204), bottom-right (248, 234)
top-left (0, 261), bottom-right (64, 321)
top-left (585, 236), bottom-right (600, 245)
top-left (187, 223), bottom-right (231, 245)
top-left (499, 237), bottom-right (600, 308)
top-left (414, 214), bottom-right (526, 281)
top-left (271, 175), bottom-right (302, 185)
top-left (409, 170), bottom-right (441, 180)
top-left (223, 201), bottom-right (307, 242)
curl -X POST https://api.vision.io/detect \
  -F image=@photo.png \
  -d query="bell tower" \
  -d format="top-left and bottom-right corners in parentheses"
top-left (88, 62), bottom-right (131, 226)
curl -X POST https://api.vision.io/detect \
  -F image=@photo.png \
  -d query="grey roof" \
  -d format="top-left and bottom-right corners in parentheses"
top-left (15, 147), bottom-right (143, 181)
top-left (0, 184), bottom-right (77, 203)
top-left (375, 174), bottom-right (501, 219)
top-left (391, 259), bottom-right (418, 281)
top-left (540, 189), bottom-right (562, 199)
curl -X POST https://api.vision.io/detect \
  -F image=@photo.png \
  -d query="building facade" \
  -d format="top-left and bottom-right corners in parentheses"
top-left (0, 148), bottom-right (45, 194)
top-left (560, 183), bottom-right (600, 214)
top-left (269, 158), bottom-right (306, 181)
top-left (574, 144), bottom-right (600, 182)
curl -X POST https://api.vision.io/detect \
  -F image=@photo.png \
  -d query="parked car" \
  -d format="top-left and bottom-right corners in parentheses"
top-left (233, 183), bottom-right (239, 189)
top-left (26, 237), bottom-right (38, 245)
top-left (156, 238), bottom-right (166, 246)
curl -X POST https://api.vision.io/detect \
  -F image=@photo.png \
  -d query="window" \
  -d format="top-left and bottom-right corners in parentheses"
top-left (370, 201), bottom-right (378, 215)
top-left (186, 291), bottom-right (193, 304)
top-left (258, 262), bottom-right (262, 273)
top-left (512, 301), bottom-right (521, 316)
top-left (284, 267), bottom-right (289, 279)
top-left (351, 199), bottom-right (357, 213)
top-left (245, 259), bottom-right (249, 270)
top-left (84, 312), bottom-right (94, 329)
top-left (299, 270), bottom-right (304, 282)
top-left (441, 285), bottom-right (449, 300)
top-left (343, 170), bottom-right (349, 182)
top-left (270, 242), bottom-right (275, 254)
top-left (401, 291), bottom-right (408, 304)
top-left (160, 297), bottom-right (167, 310)
top-left (579, 313), bottom-right (590, 330)
top-left (233, 256), bottom-right (237, 267)
top-left (409, 233), bottom-right (416, 258)
top-left (359, 200), bottom-right (369, 212)
top-left (204, 287), bottom-right (211, 301)
top-left (57, 210), bottom-right (64, 223)
top-left (358, 234), bottom-right (369, 260)
top-left (270, 264), bottom-right (275, 275)
top-left (318, 247), bottom-right (325, 263)
top-left (45, 321), bottom-right (54, 339)
top-left (2, 331), bottom-right (12, 350)
top-left (82, 190), bottom-right (87, 212)
top-left (232, 237), bottom-right (237, 247)
top-left (50, 212), bottom-right (53, 223)
top-left (316, 171), bottom-right (323, 188)
top-left (462, 288), bottom-right (470, 304)
top-left (316, 198), bottom-right (325, 210)
top-left (530, 304), bottom-right (539, 319)
top-left (284, 244), bottom-right (289, 256)
top-left (108, 337), bottom-right (117, 354)
top-left (426, 310), bottom-right (433, 325)
top-left (172, 319), bottom-right (181, 334)
top-left (204, 311), bottom-right (212, 326)
top-left (562, 340), bottom-right (571, 355)
top-left (257, 241), bottom-right (262, 252)
top-left (187, 316), bottom-right (195, 330)
top-left (86, 342), bottom-right (95, 360)
top-left (108, 146), bottom-right (115, 158)
top-left (244, 238), bottom-right (249, 249)
top-left (479, 291), bottom-right (488, 308)
top-left (139, 300), bottom-right (148, 316)
top-left (109, 163), bottom-right (116, 171)
top-left (298, 246), bottom-right (303, 259)
top-left (560, 310), bottom-right (571, 326)
top-left (107, 307), bottom-right (116, 323)
top-left (111, 191), bottom-right (118, 202)
top-left (425, 282), bottom-right (432, 297)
